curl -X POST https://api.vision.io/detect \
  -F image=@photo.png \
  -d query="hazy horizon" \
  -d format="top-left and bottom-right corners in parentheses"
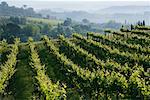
top-left (1, 0), bottom-right (149, 12)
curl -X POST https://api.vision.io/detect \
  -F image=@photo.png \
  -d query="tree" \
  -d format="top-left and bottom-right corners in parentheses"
top-left (22, 24), bottom-right (40, 36)
top-left (46, 15), bottom-right (50, 19)
top-left (1, 2), bottom-right (8, 7)
top-left (1, 23), bottom-right (21, 43)
top-left (82, 19), bottom-right (90, 24)
top-left (131, 24), bottom-right (134, 30)
top-left (65, 27), bottom-right (74, 37)
top-left (9, 17), bottom-right (26, 25)
top-left (57, 23), bottom-right (64, 35)
top-left (137, 21), bottom-right (143, 26)
top-left (143, 20), bottom-right (145, 26)
top-left (23, 5), bottom-right (27, 9)
top-left (73, 25), bottom-right (82, 33)
top-left (0, 1), bottom-right (41, 18)
top-left (64, 18), bottom-right (72, 26)
top-left (42, 24), bottom-right (52, 34)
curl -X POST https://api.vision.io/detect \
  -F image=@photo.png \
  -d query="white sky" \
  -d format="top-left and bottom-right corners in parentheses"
top-left (1, 0), bottom-right (150, 12)
top-left (0, 0), bottom-right (150, 1)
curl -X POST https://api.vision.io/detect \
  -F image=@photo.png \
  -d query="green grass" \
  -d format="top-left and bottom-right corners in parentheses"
top-left (27, 17), bottom-right (63, 25)
top-left (7, 45), bottom-right (35, 100)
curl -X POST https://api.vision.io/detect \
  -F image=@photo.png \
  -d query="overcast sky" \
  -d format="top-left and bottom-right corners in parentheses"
top-left (1, 0), bottom-right (150, 12)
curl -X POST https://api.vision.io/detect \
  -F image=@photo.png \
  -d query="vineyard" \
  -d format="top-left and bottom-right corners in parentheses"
top-left (0, 25), bottom-right (150, 100)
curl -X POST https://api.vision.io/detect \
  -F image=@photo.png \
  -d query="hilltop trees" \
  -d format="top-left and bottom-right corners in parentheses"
top-left (82, 19), bottom-right (90, 24)
top-left (0, 1), bottom-right (41, 17)
top-left (1, 23), bottom-right (21, 43)
top-left (9, 16), bottom-right (26, 25)
top-left (0, 1), bottom-right (8, 7)
top-left (137, 20), bottom-right (146, 26)
top-left (64, 18), bottom-right (72, 26)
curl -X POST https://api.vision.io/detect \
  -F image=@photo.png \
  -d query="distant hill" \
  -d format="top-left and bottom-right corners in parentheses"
top-left (1, 1), bottom-right (149, 24)
top-left (39, 10), bottom-right (92, 22)
top-left (99, 6), bottom-right (150, 14)
top-left (39, 7), bottom-right (150, 24)
top-left (0, 1), bottom-right (41, 17)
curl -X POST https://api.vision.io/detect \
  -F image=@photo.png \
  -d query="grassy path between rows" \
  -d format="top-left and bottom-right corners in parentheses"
top-left (8, 46), bottom-right (35, 100)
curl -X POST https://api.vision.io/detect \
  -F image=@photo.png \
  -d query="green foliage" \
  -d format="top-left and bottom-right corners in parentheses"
top-left (44, 35), bottom-right (132, 98)
top-left (0, 39), bottom-right (7, 53)
top-left (0, 25), bottom-right (150, 99)
top-left (28, 38), bottom-right (66, 100)
top-left (23, 24), bottom-right (40, 36)
top-left (73, 33), bottom-right (150, 69)
top-left (0, 38), bottom-right (19, 94)
top-left (9, 17), bottom-right (26, 25)
top-left (110, 30), bottom-right (150, 50)
top-left (72, 32), bottom-right (150, 98)
top-left (64, 18), bottom-right (72, 26)
top-left (87, 32), bottom-right (150, 55)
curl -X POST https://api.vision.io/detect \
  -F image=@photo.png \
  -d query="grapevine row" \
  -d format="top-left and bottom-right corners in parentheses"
top-left (87, 32), bottom-right (150, 55)
top-left (0, 40), bottom-right (7, 54)
top-left (0, 38), bottom-right (19, 94)
top-left (28, 38), bottom-right (66, 100)
top-left (111, 31), bottom-right (150, 47)
top-left (135, 25), bottom-right (150, 30)
top-left (131, 30), bottom-right (150, 38)
top-left (59, 35), bottom-right (150, 97)
top-left (73, 33), bottom-right (149, 78)
top-left (59, 35), bottom-right (132, 75)
top-left (43, 35), bottom-right (130, 98)
top-left (73, 33), bottom-right (150, 70)
top-left (43, 35), bottom-right (97, 80)
top-left (73, 34), bottom-right (150, 97)
top-left (112, 31), bottom-right (150, 42)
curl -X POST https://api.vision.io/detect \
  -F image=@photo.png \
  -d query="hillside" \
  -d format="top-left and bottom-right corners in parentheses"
top-left (99, 6), bottom-right (150, 14)
top-left (0, 25), bottom-right (150, 99)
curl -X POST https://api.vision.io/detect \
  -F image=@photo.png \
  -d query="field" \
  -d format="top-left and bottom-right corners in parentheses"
top-left (0, 25), bottom-right (150, 100)
top-left (27, 17), bottom-right (63, 25)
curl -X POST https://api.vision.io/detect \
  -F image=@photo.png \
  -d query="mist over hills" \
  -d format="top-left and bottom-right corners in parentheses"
top-left (99, 6), bottom-right (150, 14)
top-left (0, 0), bottom-right (149, 25)
top-left (39, 5), bottom-right (150, 24)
